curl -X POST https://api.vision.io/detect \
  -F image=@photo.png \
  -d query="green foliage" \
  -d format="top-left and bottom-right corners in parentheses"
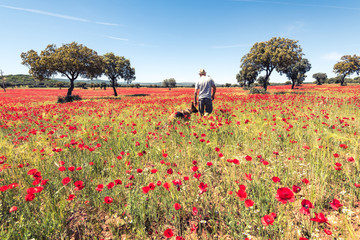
top-left (312, 72), bottom-right (327, 85)
top-left (282, 58), bottom-right (311, 89)
top-left (163, 78), bottom-right (177, 88)
top-left (333, 54), bottom-right (360, 86)
top-left (57, 94), bottom-right (82, 103)
top-left (239, 37), bottom-right (303, 91)
top-left (249, 87), bottom-right (268, 94)
top-left (103, 52), bottom-right (136, 96)
top-left (21, 42), bottom-right (104, 96)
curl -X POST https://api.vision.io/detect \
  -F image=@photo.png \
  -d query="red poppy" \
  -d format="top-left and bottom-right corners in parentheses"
top-left (151, 169), bottom-right (158, 173)
top-left (107, 182), bottom-right (115, 189)
top-left (58, 166), bottom-right (66, 172)
top-left (292, 185), bottom-right (301, 193)
top-left (25, 193), bottom-right (36, 201)
top-left (245, 199), bottom-right (254, 207)
top-left (164, 228), bottom-right (174, 238)
top-left (198, 182), bottom-right (208, 194)
top-left (167, 168), bottom-right (173, 174)
top-left (192, 207), bottom-right (198, 215)
top-left (236, 187), bottom-right (247, 201)
top-left (114, 179), bottom-right (122, 185)
top-left (310, 212), bottom-right (329, 224)
top-left (174, 203), bottom-right (181, 210)
top-left (142, 186), bottom-right (150, 194)
top-left (62, 177), bottom-right (71, 185)
top-left (163, 182), bottom-right (170, 191)
top-left (206, 161), bottom-right (213, 166)
top-left (300, 199), bottom-right (314, 215)
top-left (245, 155), bottom-right (252, 161)
top-left (9, 206), bottom-right (18, 213)
top-left (329, 199), bottom-right (343, 210)
top-left (275, 187), bottom-right (295, 204)
top-left (104, 196), bottom-right (113, 204)
top-left (261, 214), bottom-right (274, 226)
top-left (324, 228), bottom-right (332, 235)
top-left (272, 176), bottom-right (280, 183)
top-left (302, 178), bottom-right (309, 184)
top-left (245, 173), bottom-right (252, 181)
top-left (67, 194), bottom-right (75, 201)
top-left (347, 157), bottom-right (355, 162)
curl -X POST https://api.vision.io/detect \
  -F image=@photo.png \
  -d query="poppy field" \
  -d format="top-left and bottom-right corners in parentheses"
top-left (0, 85), bottom-right (360, 240)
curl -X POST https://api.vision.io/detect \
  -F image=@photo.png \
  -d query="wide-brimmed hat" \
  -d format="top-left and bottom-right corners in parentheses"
top-left (199, 69), bottom-right (206, 74)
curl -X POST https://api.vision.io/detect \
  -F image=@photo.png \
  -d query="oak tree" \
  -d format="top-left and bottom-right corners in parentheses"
top-left (333, 55), bottom-right (360, 86)
top-left (283, 58), bottom-right (311, 89)
top-left (21, 42), bottom-right (103, 97)
top-left (312, 73), bottom-right (327, 85)
top-left (103, 53), bottom-right (136, 96)
top-left (240, 37), bottom-right (303, 91)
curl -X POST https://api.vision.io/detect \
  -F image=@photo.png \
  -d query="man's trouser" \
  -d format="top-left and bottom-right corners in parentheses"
top-left (199, 98), bottom-right (213, 116)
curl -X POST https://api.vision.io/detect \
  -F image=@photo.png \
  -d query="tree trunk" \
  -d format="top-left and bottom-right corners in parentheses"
top-left (67, 79), bottom-right (75, 97)
top-left (340, 75), bottom-right (346, 86)
top-left (263, 75), bottom-right (269, 91)
top-left (291, 80), bottom-right (295, 89)
top-left (111, 79), bottom-right (118, 96)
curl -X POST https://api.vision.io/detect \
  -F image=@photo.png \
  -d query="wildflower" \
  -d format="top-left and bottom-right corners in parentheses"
top-left (236, 185), bottom-right (247, 201)
top-left (272, 176), bottom-right (280, 183)
top-left (245, 155), bottom-right (252, 161)
top-left (310, 212), bottom-right (330, 225)
top-left (9, 206), bottom-right (18, 213)
top-left (104, 196), bottom-right (113, 204)
top-left (245, 199), bottom-right (254, 208)
top-left (192, 207), bottom-right (198, 215)
top-left (300, 199), bottom-right (314, 215)
top-left (347, 157), bottom-right (355, 162)
top-left (324, 229), bottom-right (332, 235)
top-left (164, 228), bottom-right (174, 238)
top-left (292, 185), bottom-right (301, 193)
top-left (174, 203), bottom-right (181, 210)
top-left (142, 186), bottom-right (150, 194)
top-left (261, 214), bottom-right (274, 226)
top-left (275, 187), bottom-right (295, 204)
top-left (62, 177), bottom-right (71, 185)
top-left (67, 194), bottom-right (75, 201)
top-left (329, 199), bottom-right (343, 210)
top-left (25, 193), bottom-right (36, 201)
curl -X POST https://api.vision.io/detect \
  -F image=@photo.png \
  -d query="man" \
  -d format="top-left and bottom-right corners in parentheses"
top-left (194, 69), bottom-right (216, 116)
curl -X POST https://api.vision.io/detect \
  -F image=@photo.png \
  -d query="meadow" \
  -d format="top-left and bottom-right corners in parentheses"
top-left (0, 85), bottom-right (359, 240)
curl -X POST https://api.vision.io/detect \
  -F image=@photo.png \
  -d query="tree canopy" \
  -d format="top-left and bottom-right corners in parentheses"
top-left (239, 37), bottom-right (303, 91)
top-left (333, 54), bottom-right (360, 86)
top-left (21, 42), bottom-right (103, 96)
top-left (283, 58), bottom-right (311, 89)
top-left (103, 53), bottom-right (136, 96)
top-left (312, 73), bottom-right (327, 85)
top-left (163, 78), bottom-right (176, 88)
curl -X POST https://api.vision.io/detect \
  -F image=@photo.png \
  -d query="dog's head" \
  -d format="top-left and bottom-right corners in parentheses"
top-left (191, 102), bottom-right (198, 114)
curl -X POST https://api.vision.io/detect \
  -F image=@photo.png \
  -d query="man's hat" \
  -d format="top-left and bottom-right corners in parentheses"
top-left (199, 69), bottom-right (206, 74)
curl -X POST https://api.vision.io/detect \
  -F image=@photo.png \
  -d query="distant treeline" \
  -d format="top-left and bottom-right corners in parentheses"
top-left (2, 74), bottom-right (359, 89)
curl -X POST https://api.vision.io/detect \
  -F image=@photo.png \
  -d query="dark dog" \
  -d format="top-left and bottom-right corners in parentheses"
top-left (157, 102), bottom-right (198, 129)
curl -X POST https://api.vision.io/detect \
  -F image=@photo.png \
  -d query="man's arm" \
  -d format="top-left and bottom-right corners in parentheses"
top-left (194, 89), bottom-right (199, 105)
top-left (211, 85), bottom-right (216, 100)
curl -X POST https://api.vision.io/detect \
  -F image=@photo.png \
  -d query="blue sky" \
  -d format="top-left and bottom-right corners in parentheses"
top-left (0, 0), bottom-right (359, 84)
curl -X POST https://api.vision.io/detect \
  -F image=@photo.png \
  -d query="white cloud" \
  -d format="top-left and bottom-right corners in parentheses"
top-left (0, 4), bottom-right (120, 26)
top-left (104, 36), bottom-right (129, 41)
top-left (321, 52), bottom-right (343, 61)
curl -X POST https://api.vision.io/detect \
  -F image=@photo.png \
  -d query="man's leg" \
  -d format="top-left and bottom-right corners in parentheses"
top-left (198, 99), bottom-right (205, 116)
top-left (205, 99), bottom-right (213, 114)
